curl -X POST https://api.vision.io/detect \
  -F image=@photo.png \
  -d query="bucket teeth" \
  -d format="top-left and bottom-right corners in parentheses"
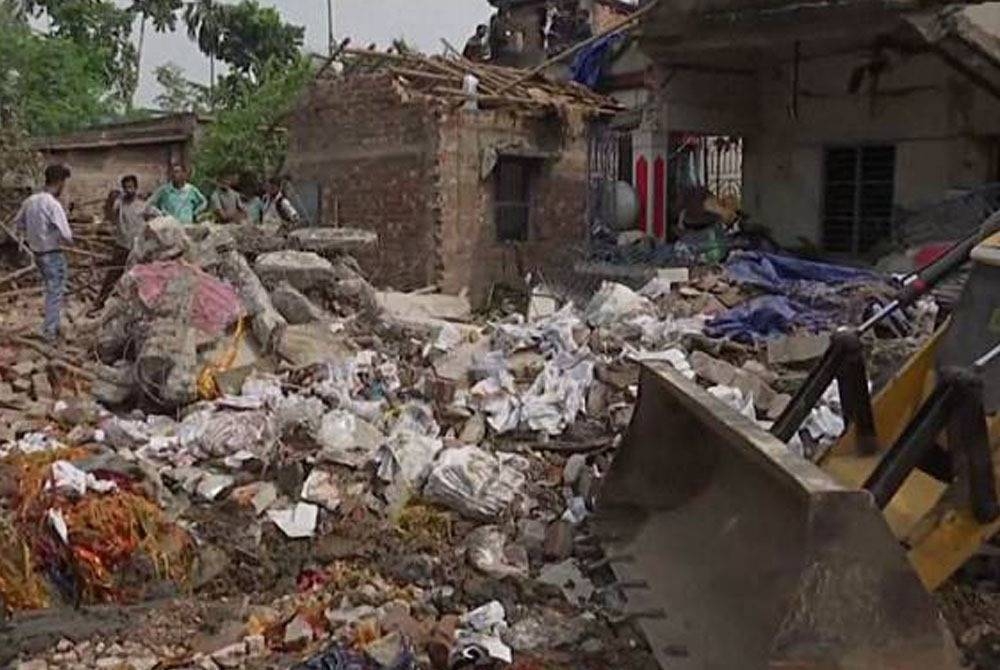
top-left (598, 579), bottom-right (649, 593)
top-left (586, 553), bottom-right (634, 571)
top-left (609, 607), bottom-right (667, 624)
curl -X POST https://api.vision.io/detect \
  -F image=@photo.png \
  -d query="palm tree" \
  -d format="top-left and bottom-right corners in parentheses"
top-left (184, 0), bottom-right (223, 109)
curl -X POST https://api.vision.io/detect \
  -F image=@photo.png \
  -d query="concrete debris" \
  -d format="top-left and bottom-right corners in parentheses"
top-left (538, 559), bottom-right (595, 605)
top-left (288, 227), bottom-right (378, 254)
top-left (0, 195), bottom-right (947, 670)
top-left (270, 281), bottom-right (328, 324)
top-left (277, 322), bottom-right (356, 367)
top-left (219, 249), bottom-right (287, 351)
top-left (254, 250), bottom-right (336, 292)
top-left (767, 332), bottom-right (832, 365)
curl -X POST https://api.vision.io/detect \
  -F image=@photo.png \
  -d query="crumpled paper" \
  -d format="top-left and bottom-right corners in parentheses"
top-left (423, 446), bottom-right (526, 521)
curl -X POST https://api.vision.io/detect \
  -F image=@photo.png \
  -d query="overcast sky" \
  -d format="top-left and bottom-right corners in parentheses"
top-left (135, 0), bottom-right (493, 105)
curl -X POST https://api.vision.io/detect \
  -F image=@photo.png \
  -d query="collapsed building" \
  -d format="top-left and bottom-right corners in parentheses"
top-left (286, 50), bottom-right (621, 306)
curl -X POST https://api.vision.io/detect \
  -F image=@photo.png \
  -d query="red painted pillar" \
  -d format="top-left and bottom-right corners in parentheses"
top-left (636, 156), bottom-right (649, 235)
top-left (653, 156), bottom-right (666, 239)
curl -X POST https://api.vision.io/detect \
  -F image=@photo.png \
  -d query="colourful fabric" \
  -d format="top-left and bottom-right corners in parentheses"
top-left (149, 183), bottom-right (208, 224)
top-left (129, 261), bottom-right (244, 336)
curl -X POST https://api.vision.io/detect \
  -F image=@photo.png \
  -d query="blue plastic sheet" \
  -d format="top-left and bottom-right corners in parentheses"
top-left (705, 295), bottom-right (829, 343)
top-left (725, 251), bottom-right (876, 294)
top-left (708, 252), bottom-right (885, 342)
top-left (570, 34), bottom-right (625, 89)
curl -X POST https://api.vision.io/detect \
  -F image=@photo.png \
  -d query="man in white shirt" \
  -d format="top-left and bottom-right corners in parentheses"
top-left (13, 164), bottom-right (73, 342)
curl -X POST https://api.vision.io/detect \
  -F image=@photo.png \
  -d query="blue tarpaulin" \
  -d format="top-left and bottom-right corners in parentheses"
top-left (570, 34), bottom-right (625, 89)
top-left (708, 252), bottom-right (886, 342)
top-left (725, 251), bottom-right (877, 294)
top-left (706, 295), bottom-right (829, 343)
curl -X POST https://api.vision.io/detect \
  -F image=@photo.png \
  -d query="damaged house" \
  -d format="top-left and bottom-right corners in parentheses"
top-left (633, 0), bottom-right (1000, 255)
top-left (286, 51), bottom-right (620, 305)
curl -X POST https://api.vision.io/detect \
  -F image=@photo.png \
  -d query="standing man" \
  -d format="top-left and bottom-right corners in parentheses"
top-left (261, 176), bottom-right (301, 227)
top-left (12, 164), bottom-right (73, 342)
top-left (210, 173), bottom-right (247, 223)
top-left (149, 164), bottom-right (208, 224)
top-left (90, 174), bottom-right (160, 314)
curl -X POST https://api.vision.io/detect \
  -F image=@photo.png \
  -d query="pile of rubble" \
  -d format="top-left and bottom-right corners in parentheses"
top-left (0, 218), bottom-right (942, 670)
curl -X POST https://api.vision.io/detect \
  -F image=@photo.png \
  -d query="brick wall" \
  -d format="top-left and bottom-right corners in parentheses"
top-left (43, 142), bottom-right (186, 219)
top-left (287, 73), bottom-right (592, 303)
top-left (287, 73), bottom-right (440, 290)
top-left (436, 110), bottom-right (590, 305)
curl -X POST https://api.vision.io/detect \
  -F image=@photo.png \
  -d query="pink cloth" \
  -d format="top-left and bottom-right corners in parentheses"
top-left (129, 261), bottom-right (243, 336)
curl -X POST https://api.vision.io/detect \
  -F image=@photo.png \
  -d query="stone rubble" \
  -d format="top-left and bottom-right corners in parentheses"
top-left (0, 215), bottom-right (945, 670)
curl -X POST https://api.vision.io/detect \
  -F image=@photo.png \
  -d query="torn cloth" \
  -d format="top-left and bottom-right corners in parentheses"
top-left (570, 34), bottom-right (625, 89)
top-left (129, 261), bottom-right (244, 336)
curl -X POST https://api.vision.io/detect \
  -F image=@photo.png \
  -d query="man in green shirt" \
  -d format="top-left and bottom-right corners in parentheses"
top-left (149, 164), bottom-right (208, 224)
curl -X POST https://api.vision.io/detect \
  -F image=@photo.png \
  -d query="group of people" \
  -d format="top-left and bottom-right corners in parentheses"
top-left (461, 0), bottom-right (592, 63)
top-left (114, 164), bottom-right (301, 228)
top-left (11, 162), bottom-right (301, 342)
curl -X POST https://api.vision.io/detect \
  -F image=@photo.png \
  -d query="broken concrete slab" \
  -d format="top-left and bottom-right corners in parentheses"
top-left (276, 323), bottom-right (356, 368)
top-left (270, 281), bottom-right (328, 324)
top-left (218, 250), bottom-right (287, 352)
top-left (377, 291), bottom-right (471, 322)
top-left (432, 337), bottom-right (491, 384)
top-left (289, 227), bottom-right (378, 255)
top-left (254, 251), bottom-right (334, 292)
top-left (767, 333), bottom-right (831, 365)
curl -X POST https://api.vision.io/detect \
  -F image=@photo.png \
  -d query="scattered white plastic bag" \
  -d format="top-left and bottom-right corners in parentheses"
top-left (316, 410), bottom-right (383, 468)
top-left (465, 526), bottom-right (529, 579)
top-left (708, 385), bottom-right (756, 421)
top-left (268, 502), bottom-right (319, 538)
top-left (49, 460), bottom-right (118, 496)
top-left (453, 601), bottom-right (513, 665)
top-left (470, 370), bottom-right (520, 434)
top-left (584, 282), bottom-right (652, 327)
top-left (375, 432), bottom-right (443, 487)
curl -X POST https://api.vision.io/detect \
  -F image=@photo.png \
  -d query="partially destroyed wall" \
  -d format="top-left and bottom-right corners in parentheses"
top-left (749, 51), bottom-right (1000, 246)
top-left (436, 110), bottom-right (589, 305)
top-left (287, 73), bottom-right (440, 290)
top-left (656, 47), bottom-right (1000, 247)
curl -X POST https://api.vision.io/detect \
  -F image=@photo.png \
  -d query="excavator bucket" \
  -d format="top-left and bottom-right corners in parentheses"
top-left (595, 362), bottom-right (960, 670)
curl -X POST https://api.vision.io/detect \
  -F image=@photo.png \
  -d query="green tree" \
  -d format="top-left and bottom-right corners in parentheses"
top-left (0, 20), bottom-right (114, 135)
top-left (193, 57), bottom-right (312, 185)
top-left (184, 0), bottom-right (304, 106)
top-left (24, 0), bottom-right (184, 108)
top-left (153, 61), bottom-right (210, 113)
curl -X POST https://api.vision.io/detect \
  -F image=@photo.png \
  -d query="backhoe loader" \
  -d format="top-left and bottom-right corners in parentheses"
top-left (596, 215), bottom-right (1000, 669)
